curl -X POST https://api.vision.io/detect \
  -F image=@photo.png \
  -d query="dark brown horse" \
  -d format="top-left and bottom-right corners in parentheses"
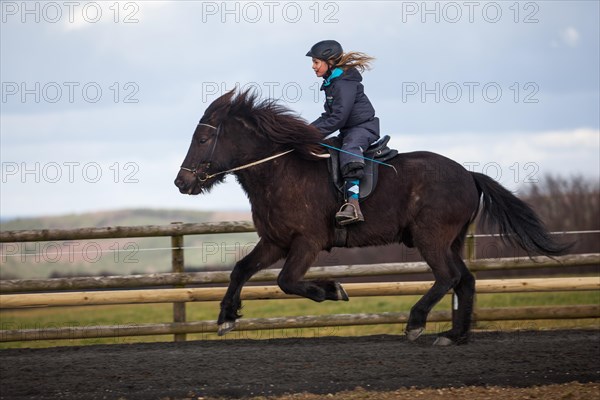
top-left (174, 89), bottom-right (568, 345)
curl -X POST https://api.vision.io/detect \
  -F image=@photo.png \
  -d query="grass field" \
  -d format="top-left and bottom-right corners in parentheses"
top-left (1, 291), bottom-right (598, 349)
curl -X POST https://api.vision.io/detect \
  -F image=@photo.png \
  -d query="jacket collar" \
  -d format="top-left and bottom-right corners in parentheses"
top-left (323, 67), bottom-right (343, 87)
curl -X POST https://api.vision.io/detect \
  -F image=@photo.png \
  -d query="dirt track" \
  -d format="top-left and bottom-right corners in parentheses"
top-left (1, 330), bottom-right (599, 400)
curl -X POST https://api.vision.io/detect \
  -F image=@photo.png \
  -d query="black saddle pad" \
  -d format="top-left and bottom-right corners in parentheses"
top-left (326, 135), bottom-right (398, 200)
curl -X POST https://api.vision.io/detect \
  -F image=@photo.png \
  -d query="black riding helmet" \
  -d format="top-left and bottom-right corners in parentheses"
top-left (306, 40), bottom-right (343, 61)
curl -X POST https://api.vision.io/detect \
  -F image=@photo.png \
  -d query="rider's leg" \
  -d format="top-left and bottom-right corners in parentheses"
top-left (335, 128), bottom-right (377, 225)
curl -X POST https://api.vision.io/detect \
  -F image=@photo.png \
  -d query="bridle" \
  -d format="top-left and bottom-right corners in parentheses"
top-left (179, 122), bottom-right (295, 183)
top-left (179, 122), bottom-right (222, 182)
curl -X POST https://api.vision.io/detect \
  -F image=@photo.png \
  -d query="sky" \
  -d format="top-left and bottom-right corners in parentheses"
top-left (1, 0), bottom-right (599, 218)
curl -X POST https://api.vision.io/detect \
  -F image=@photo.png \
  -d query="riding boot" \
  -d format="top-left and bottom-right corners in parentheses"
top-left (335, 180), bottom-right (365, 225)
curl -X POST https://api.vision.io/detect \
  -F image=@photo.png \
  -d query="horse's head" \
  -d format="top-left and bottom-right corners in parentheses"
top-left (174, 88), bottom-right (325, 195)
top-left (174, 90), bottom-right (241, 195)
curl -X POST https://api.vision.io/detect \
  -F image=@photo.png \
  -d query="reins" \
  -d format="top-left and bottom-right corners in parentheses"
top-left (180, 122), bottom-right (397, 183)
top-left (194, 149), bottom-right (296, 182)
top-left (180, 122), bottom-right (295, 182)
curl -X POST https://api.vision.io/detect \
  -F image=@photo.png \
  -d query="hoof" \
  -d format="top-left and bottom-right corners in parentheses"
top-left (406, 327), bottom-right (424, 342)
top-left (335, 282), bottom-right (349, 301)
top-left (433, 336), bottom-right (455, 346)
top-left (217, 321), bottom-right (236, 336)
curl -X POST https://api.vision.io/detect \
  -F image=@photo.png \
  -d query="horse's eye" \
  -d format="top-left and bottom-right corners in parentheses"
top-left (196, 136), bottom-right (210, 144)
top-left (199, 138), bottom-right (208, 144)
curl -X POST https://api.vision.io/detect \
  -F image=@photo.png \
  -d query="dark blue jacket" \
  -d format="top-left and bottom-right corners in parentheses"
top-left (312, 67), bottom-right (379, 137)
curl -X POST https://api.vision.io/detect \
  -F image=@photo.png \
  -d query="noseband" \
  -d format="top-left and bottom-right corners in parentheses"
top-left (179, 122), bottom-right (295, 183)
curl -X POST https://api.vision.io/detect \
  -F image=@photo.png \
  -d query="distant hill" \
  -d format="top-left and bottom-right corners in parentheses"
top-left (0, 208), bottom-right (256, 280)
top-left (0, 208), bottom-right (252, 230)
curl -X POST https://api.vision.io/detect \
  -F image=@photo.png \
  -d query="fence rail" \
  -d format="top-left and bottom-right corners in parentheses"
top-left (1, 277), bottom-right (599, 309)
top-left (3, 305), bottom-right (598, 343)
top-left (2, 253), bottom-right (599, 293)
top-left (0, 221), bottom-right (256, 243)
top-left (1, 221), bottom-right (598, 343)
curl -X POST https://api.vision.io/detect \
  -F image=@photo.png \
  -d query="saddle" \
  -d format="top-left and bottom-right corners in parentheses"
top-left (327, 135), bottom-right (398, 201)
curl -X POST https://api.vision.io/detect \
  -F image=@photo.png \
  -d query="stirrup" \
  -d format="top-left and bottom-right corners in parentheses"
top-left (335, 202), bottom-right (363, 225)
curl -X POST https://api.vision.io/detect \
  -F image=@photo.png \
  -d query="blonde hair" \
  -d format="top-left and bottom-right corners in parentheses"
top-left (331, 51), bottom-right (375, 72)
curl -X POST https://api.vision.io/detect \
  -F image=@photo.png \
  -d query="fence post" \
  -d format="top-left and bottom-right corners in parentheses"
top-left (466, 224), bottom-right (476, 265)
top-left (171, 222), bottom-right (186, 342)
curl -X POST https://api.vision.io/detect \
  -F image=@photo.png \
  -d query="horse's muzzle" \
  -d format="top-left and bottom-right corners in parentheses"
top-left (174, 171), bottom-right (202, 195)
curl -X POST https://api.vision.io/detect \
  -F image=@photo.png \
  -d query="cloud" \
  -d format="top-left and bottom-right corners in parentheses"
top-left (560, 27), bottom-right (580, 47)
top-left (532, 128), bottom-right (597, 148)
top-left (60, 1), bottom-right (170, 32)
top-left (388, 128), bottom-right (599, 191)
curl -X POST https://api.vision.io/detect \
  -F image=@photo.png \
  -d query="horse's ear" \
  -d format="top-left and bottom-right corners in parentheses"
top-left (222, 88), bottom-right (236, 103)
top-left (213, 88), bottom-right (236, 110)
top-left (204, 88), bottom-right (237, 121)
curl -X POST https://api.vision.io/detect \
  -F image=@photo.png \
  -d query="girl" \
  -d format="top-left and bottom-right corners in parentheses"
top-left (307, 40), bottom-right (380, 225)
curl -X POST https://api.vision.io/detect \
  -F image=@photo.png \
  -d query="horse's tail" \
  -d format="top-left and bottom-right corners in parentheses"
top-left (471, 172), bottom-right (571, 256)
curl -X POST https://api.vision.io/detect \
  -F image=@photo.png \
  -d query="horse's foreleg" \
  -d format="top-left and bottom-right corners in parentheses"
top-left (277, 238), bottom-right (348, 302)
top-left (217, 239), bottom-right (285, 335)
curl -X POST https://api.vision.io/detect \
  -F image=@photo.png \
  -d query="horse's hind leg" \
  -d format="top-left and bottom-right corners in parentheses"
top-left (436, 251), bottom-right (476, 345)
top-left (431, 226), bottom-right (476, 345)
top-left (406, 240), bottom-right (460, 342)
top-left (277, 237), bottom-right (348, 302)
top-left (218, 239), bottom-right (285, 335)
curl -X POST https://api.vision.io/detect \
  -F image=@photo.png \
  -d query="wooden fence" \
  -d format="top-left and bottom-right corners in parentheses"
top-left (0, 222), bottom-right (598, 343)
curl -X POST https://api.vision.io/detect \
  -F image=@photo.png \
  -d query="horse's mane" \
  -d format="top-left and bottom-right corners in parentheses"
top-left (209, 89), bottom-right (326, 159)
